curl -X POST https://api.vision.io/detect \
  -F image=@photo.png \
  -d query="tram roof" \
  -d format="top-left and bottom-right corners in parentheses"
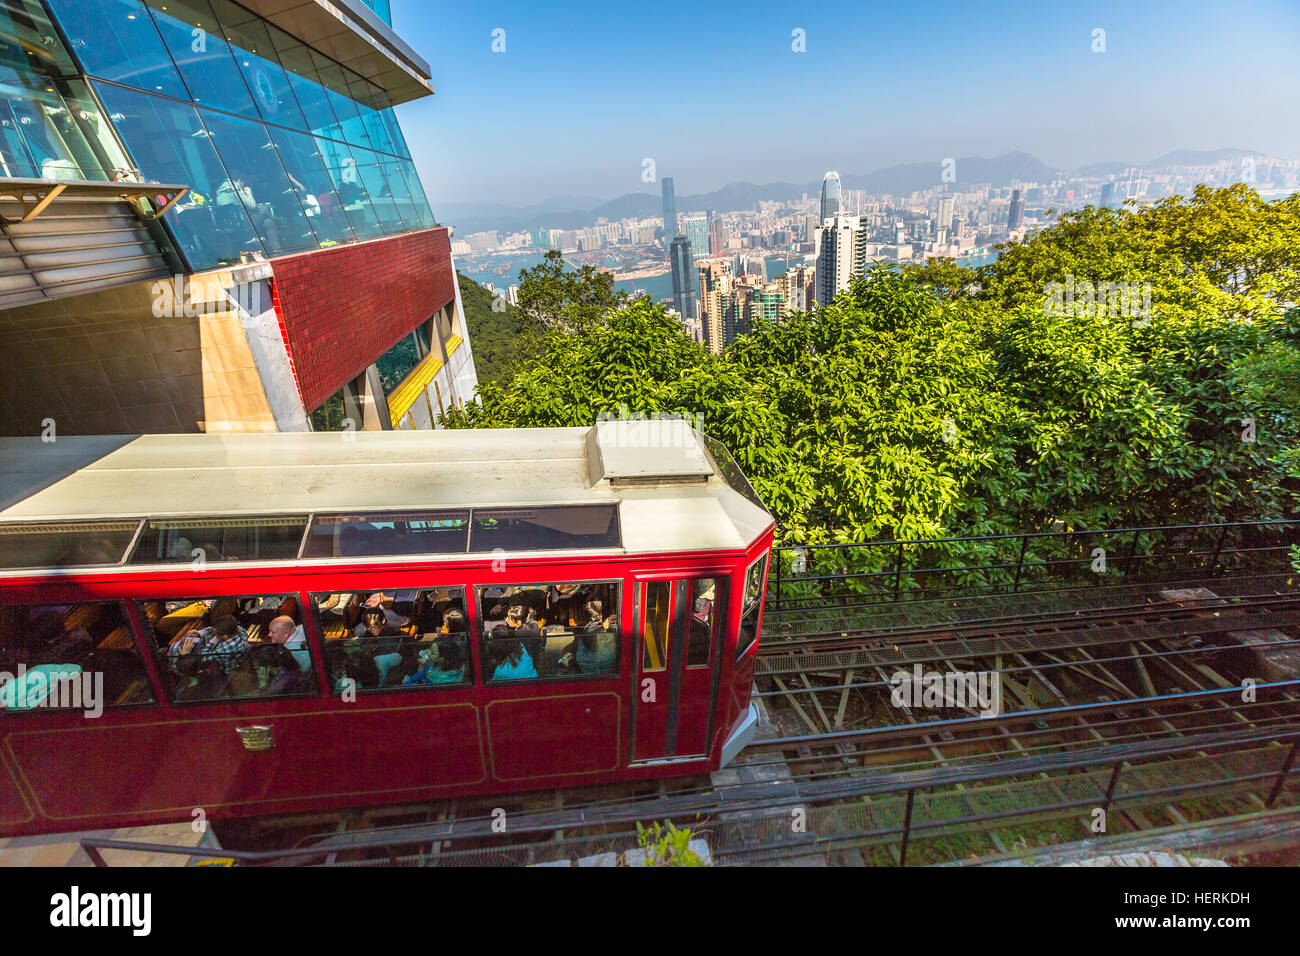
top-left (0, 423), bottom-right (774, 557)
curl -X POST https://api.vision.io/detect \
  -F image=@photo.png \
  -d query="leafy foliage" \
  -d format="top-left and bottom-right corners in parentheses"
top-left (455, 272), bottom-right (543, 387)
top-left (634, 821), bottom-right (705, 866)
top-left (448, 188), bottom-right (1300, 551)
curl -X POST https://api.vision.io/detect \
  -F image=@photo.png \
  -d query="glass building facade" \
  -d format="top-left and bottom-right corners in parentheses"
top-left (1, 0), bottom-right (435, 272)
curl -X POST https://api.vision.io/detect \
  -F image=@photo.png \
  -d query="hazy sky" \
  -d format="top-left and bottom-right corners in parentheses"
top-left (390, 0), bottom-right (1300, 209)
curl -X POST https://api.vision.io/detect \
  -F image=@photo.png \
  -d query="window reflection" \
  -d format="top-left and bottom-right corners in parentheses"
top-left (146, 0), bottom-right (259, 117)
top-left (266, 126), bottom-right (356, 246)
top-left (199, 109), bottom-right (316, 255)
top-left (94, 82), bottom-right (264, 268)
top-left (45, 0), bottom-right (188, 99)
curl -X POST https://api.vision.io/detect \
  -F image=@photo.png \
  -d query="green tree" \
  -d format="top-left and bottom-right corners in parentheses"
top-left (516, 249), bottom-right (629, 334)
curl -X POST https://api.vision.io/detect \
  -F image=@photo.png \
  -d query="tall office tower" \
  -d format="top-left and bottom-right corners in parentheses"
top-left (661, 177), bottom-right (678, 247)
top-left (0, 0), bottom-right (477, 436)
top-left (682, 215), bottom-right (708, 264)
top-left (1008, 188), bottom-right (1025, 230)
top-left (805, 213), bottom-right (821, 242)
top-left (709, 217), bottom-right (725, 255)
top-left (816, 217), bottom-right (860, 305)
top-left (1099, 182), bottom-right (1117, 209)
top-left (670, 236), bottom-right (697, 322)
top-left (820, 171), bottom-right (842, 223)
top-left (937, 197), bottom-right (954, 231)
top-left (697, 259), bottom-right (733, 354)
top-left (748, 286), bottom-right (783, 329)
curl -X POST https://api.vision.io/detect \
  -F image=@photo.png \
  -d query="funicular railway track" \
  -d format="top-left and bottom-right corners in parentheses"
top-left (76, 521), bottom-right (1300, 867)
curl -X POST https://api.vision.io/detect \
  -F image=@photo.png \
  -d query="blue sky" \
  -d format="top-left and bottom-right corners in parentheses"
top-left (390, 0), bottom-right (1300, 208)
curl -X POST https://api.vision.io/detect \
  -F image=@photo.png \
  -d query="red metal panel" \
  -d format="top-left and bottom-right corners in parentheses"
top-left (268, 227), bottom-right (458, 413)
top-left (485, 693), bottom-right (621, 781)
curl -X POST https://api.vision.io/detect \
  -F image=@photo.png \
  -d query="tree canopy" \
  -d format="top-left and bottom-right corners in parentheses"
top-left (447, 186), bottom-right (1300, 554)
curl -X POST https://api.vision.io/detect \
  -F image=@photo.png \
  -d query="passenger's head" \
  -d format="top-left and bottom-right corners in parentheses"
top-left (437, 641), bottom-right (466, 670)
top-left (442, 608), bottom-right (466, 634)
top-left (585, 600), bottom-right (603, 621)
top-left (211, 616), bottom-right (240, 637)
top-left (268, 616), bottom-right (296, 644)
top-left (360, 608), bottom-right (386, 635)
top-left (505, 605), bottom-right (526, 628)
top-left (490, 624), bottom-right (521, 666)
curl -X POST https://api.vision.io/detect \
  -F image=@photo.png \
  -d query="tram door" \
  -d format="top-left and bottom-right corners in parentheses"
top-left (632, 576), bottom-right (726, 762)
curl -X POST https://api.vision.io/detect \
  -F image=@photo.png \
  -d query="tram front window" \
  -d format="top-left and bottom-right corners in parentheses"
top-left (478, 582), bottom-right (619, 681)
top-left (137, 593), bottom-right (317, 702)
top-left (737, 555), bottom-right (768, 660)
top-left (310, 587), bottom-right (469, 693)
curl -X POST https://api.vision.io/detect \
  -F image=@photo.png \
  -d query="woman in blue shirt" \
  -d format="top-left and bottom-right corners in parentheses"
top-left (489, 625), bottom-right (537, 680)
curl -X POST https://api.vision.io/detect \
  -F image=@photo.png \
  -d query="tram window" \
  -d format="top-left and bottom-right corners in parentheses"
top-left (469, 506), bottom-right (620, 553)
top-left (302, 512), bottom-right (470, 559)
top-left (136, 593), bottom-right (317, 702)
top-left (478, 582), bottom-right (619, 682)
top-left (0, 520), bottom-right (141, 570)
top-left (311, 587), bottom-right (469, 693)
top-left (128, 517), bottom-right (307, 565)
top-left (0, 602), bottom-right (153, 712)
top-left (685, 578), bottom-right (725, 668)
top-left (642, 581), bottom-right (672, 672)
top-left (736, 555), bottom-right (768, 661)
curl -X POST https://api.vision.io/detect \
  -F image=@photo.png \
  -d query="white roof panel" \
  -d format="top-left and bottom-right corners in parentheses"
top-left (0, 427), bottom-right (774, 558)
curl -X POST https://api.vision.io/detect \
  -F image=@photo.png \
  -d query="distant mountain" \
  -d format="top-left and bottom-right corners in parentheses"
top-left (436, 148), bottom-right (1281, 236)
top-left (1144, 148), bottom-right (1260, 167)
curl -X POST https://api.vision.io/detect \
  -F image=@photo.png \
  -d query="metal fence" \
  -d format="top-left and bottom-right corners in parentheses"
top-left (768, 519), bottom-right (1300, 616)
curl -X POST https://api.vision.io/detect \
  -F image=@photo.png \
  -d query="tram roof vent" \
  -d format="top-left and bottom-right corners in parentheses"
top-left (586, 420), bottom-right (715, 487)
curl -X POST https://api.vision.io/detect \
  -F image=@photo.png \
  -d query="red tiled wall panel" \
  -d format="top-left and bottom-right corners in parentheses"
top-left (269, 228), bottom-right (457, 412)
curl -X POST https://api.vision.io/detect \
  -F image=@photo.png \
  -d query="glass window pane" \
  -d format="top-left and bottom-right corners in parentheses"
top-left (207, 0), bottom-right (308, 130)
top-left (137, 593), bottom-right (315, 701)
top-left (128, 516), bottom-right (307, 564)
top-left (145, 0), bottom-right (258, 116)
top-left (479, 582), bottom-right (619, 681)
top-left (45, 0), bottom-right (187, 99)
top-left (347, 73), bottom-right (395, 154)
top-left (267, 26), bottom-right (339, 138)
top-left (312, 53), bottom-right (367, 143)
top-left (265, 124), bottom-right (355, 246)
top-left (312, 587), bottom-right (468, 693)
top-left (302, 511), bottom-right (469, 558)
top-left (198, 108), bottom-right (317, 254)
top-left (0, 520), bottom-right (140, 569)
top-left (470, 506), bottom-right (621, 552)
top-left (316, 136), bottom-right (383, 238)
top-left (398, 159), bottom-right (435, 228)
top-left (351, 146), bottom-right (406, 231)
top-left (685, 577), bottom-right (721, 667)
top-left (737, 555), bottom-right (767, 660)
top-left (94, 82), bottom-right (263, 269)
top-left (642, 581), bottom-right (671, 672)
top-left (0, 601), bottom-right (154, 711)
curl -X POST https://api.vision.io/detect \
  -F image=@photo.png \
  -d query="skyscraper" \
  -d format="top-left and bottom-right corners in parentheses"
top-left (670, 235), bottom-right (697, 322)
top-left (697, 259), bottom-right (732, 354)
top-left (937, 197), bottom-right (955, 231)
top-left (682, 215), bottom-right (709, 263)
top-left (1100, 182), bottom-right (1118, 209)
top-left (661, 178), bottom-right (678, 248)
top-left (820, 171), bottom-right (842, 223)
top-left (709, 217), bottom-right (725, 255)
top-left (1008, 188), bottom-right (1025, 230)
top-left (816, 217), bottom-right (859, 305)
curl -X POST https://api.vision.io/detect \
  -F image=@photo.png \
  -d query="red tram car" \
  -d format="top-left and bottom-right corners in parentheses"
top-left (0, 422), bottom-right (773, 836)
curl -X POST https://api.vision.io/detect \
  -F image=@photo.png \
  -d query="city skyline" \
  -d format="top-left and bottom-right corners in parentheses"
top-left (390, 0), bottom-right (1300, 207)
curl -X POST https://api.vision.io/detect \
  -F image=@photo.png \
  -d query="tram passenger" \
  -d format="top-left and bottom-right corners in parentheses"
top-left (169, 615), bottom-right (254, 698)
top-left (356, 607), bottom-right (404, 687)
top-left (261, 615), bottom-right (312, 694)
top-left (688, 582), bottom-right (715, 661)
top-left (487, 624), bottom-right (536, 680)
top-left (557, 601), bottom-right (618, 675)
top-left (403, 638), bottom-right (467, 685)
top-left (504, 605), bottom-right (546, 674)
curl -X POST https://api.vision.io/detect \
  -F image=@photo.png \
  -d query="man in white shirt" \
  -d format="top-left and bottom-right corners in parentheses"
top-left (265, 615), bottom-right (312, 693)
